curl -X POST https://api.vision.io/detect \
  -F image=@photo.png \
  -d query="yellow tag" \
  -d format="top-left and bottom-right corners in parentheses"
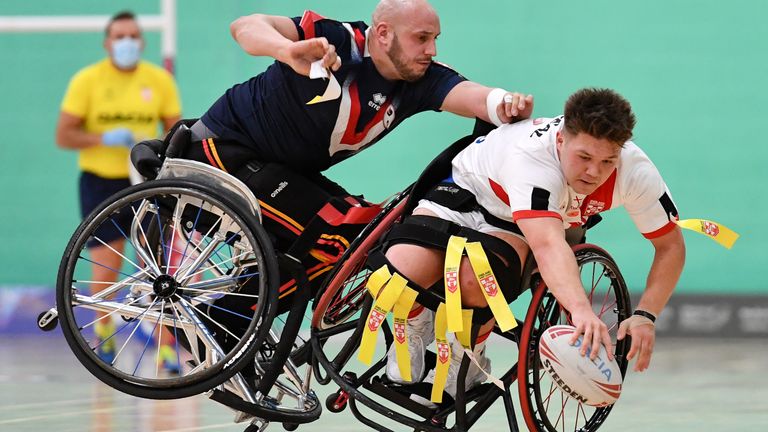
top-left (431, 303), bottom-right (451, 403)
top-left (676, 218), bottom-right (739, 249)
top-left (464, 242), bottom-right (517, 332)
top-left (455, 309), bottom-right (474, 349)
top-left (366, 265), bottom-right (392, 298)
top-left (392, 287), bottom-right (419, 382)
top-left (445, 236), bottom-right (467, 332)
top-left (358, 269), bottom-right (407, 365)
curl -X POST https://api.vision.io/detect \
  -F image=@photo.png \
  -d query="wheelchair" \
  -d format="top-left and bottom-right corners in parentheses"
top-left (39, 122), bottom-right (343, 431)
top-left (309, 129), bottom-right (633, 432)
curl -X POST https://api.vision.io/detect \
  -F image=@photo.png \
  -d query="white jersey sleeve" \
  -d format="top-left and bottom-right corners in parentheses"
top-left (617, 143), bottom-right (680, 238)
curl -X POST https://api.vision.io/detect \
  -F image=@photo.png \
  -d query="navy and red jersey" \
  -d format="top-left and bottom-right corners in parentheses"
top-left (201, 10), bottom-right (466, 172)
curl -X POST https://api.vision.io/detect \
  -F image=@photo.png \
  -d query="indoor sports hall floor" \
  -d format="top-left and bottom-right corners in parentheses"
top-left (1, 335), bottom-right (766, 432)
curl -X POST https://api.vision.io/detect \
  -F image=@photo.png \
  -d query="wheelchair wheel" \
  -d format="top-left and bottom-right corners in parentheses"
top-left (517, 244), bottom-right (631, 432)
top-left (56, 179), bottom-right (279, 399)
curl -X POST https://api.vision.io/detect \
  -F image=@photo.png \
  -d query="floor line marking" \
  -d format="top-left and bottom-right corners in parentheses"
top-left (0, 405), bottom-right (134, 425)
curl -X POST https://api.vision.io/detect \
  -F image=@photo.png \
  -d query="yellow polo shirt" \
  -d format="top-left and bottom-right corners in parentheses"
top-left (60, 58), bottom-right (181, 178)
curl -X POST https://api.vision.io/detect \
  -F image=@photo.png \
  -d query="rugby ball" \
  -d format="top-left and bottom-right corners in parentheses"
top-left (538, 325), bottom-right (622, 407)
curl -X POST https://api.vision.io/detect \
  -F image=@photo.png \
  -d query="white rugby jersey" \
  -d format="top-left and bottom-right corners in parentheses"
top-left (451, 116), bottom-right (679, 239)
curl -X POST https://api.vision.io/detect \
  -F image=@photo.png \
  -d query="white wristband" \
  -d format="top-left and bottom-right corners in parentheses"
top-left (486, 88), bottom-right (507, 127)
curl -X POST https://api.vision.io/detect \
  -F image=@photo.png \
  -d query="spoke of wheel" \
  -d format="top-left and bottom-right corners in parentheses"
top-left (113, 303), bottom-right (157, 368)
top-left (133, 297), bottom-right (162, 376)
top-left (169, 296), bottom-right (201, 367)
top-left (79, 280), bottom-right (150, 287)
top-left (79, 269), bottom-right (153, 301)
top-left (185, 302), bottom-right (242, 342)
top-left (155, 299), bottom-right (167, 378)
top-left (184, 270), bottom-right (257, 292)
top-left (176, 234), bottom-right (224, 285)
top-left (79, 254), bottom-right (153, 288)
top-left (576, 402), bottom-right (588, 430)
top-left (151, 198), bottom-right (172, 271)
top-left (130, 201), bottom-right (163, 276)
top-left (174, 208), bottom-right (224, 281)
top-left (79, 291), bottom-right (154, 330)
top-left (175, 200), bottom-right (205, 277)
top-left (183, 249), bottom-right (253, 282)
top-left (165, 195), bottom-right (186, 275)
top-left (182, 286), bottom-right (260, 299)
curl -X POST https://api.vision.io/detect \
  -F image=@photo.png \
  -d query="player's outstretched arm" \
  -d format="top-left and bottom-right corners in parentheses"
top-left (230, 14), bottom-right (340, 77)
top-left (441, 81), bottom-right (533, 125)
top-left (618, 227), bottom-right (685, 372)
top-left (517, 217), bottom-right (613, 360)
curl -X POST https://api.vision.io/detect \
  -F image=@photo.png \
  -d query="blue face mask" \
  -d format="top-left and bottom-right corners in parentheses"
top-left (112, 37), bottom-right (142, 69)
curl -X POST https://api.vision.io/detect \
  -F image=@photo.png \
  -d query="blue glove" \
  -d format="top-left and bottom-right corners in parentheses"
top-left (102, 128), bottom-right (135, 148)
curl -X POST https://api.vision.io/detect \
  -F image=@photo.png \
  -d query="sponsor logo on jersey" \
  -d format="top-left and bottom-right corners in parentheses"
top-left (368, 93), bottom-right (387, 111)
top-left (270, 181), bottom-right (288, 198)
top-left (530, 116), bottom-right (562, 138)
top-left (383, 105), bottom-right (396, 129)
top-left (97, 112), bottom-right (155, 124)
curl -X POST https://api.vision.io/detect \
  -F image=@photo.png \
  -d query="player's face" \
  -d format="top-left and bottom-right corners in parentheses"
top-left (557, 131), bottom-right (622, 195)
top-left (386, 11), bottom-right (440, 82)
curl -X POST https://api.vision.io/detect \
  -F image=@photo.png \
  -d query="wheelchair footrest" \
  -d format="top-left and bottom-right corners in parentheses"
top-left (366, 376), bottom-right (439, 419)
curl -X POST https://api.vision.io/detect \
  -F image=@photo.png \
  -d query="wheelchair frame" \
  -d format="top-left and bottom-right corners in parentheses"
top-left (309, 198), bottom-right (633, 432)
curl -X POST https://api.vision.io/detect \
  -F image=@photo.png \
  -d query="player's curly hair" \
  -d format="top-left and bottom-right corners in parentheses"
top-left (564, 88), bottom-right (636, 146)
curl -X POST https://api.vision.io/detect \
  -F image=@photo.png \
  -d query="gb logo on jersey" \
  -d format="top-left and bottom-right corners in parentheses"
top-left (383, 105), bottom-right (396, 129)
top-left (584, 200), bottom-right (605, 216)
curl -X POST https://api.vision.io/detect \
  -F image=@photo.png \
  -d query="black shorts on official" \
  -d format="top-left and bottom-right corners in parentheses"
top-left (79, 171), bottom-right (133, 248)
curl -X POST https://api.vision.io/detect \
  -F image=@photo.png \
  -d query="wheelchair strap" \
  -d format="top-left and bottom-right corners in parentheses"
top-left (441, 236), bottom-right (519, 333)
top-left (431, 303), bottom-right (451, 403)
top-left (358, 267), bottom-right (414, 366)
top-left (392, 287), bottom-right (419, 382)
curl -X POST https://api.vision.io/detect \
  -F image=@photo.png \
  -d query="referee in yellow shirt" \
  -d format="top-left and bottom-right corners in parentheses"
top-left (54, 10), bottom-right (181, 366)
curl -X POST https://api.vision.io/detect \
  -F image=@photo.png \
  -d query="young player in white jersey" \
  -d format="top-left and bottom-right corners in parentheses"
top-left (383, 88), bottom-right (686, 401)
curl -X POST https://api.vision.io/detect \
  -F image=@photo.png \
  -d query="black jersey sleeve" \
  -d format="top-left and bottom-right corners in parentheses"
top-left (411, 61), bottom-right (467, 112)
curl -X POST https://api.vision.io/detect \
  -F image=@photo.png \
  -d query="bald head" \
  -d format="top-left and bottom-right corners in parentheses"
top-left (372, 0), bottom-right (437, 26)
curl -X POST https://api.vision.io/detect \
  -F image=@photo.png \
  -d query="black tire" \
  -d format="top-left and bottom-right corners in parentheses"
top-left (56, 179), bottom-right (279, 399)
top-left (325, 391), bottom-right (347, 413)
top-left (517, 244), bottom-right (631, 432)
